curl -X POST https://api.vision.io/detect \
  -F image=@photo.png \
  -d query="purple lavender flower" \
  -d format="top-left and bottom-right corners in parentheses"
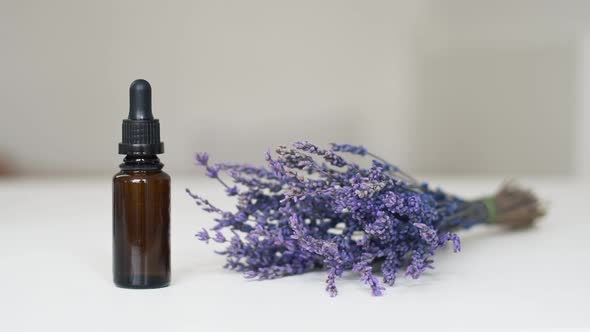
top-left (440, 232), bottom-right (461, 252)
top-left (381, 256), bottom-right (398, 286)
top-left (196, 152), bottom-right (209, 166)
top-left (330, 143), bottom-right (367, 156)
top-left (413, 223), bottom-right (438, 248)
top-left (405, 251), bottom-right (433, 279)
top-left (187, 142), bottom-right (498, 296)
top-left (205, 165), bottom-right (220, 178)
top-left (212, 231), bottom-right (227, 243)
top-left (225, 186), bottom-right (239, 196)
top-left (196, 228), bottom-right (210, 243)
top-left (353, 253), bottom-right (385, 296)
top-left (325, 270), bottom-right (338, 297)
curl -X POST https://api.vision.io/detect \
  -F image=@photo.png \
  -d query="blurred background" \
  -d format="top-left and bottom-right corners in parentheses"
top-left (0, 0), bottom-right (589, 178)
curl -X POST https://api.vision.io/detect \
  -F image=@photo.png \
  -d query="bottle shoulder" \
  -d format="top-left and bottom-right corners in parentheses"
top-left (158, 170), bottom-right (171, 181)
top-left (113, 170), bottom-right (170, 183)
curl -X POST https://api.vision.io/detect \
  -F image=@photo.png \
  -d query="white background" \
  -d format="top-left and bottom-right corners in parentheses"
top-left (1, 0), bottom-right (590, 176)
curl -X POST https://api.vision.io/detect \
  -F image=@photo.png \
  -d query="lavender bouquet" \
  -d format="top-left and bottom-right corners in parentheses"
top-left (187, 141), bottom-right (544, 296)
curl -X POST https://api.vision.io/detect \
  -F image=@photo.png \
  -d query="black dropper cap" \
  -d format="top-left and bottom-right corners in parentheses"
top-left (118, 79), bottom-right (164, 155)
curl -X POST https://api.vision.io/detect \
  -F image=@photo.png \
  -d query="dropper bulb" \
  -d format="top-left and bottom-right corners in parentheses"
top-left (129, 79), bottom-right (153, 120)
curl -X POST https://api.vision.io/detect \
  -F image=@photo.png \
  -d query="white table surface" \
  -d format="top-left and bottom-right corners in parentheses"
top-left (1, 176), bottom-right (589, 331)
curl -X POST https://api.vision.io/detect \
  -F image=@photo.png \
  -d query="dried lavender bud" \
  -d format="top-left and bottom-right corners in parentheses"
top-left (195, 152), bottom-right (209, 166)
top-left (187, 141), bottom-right (544, 296)
top-left (196, 228), bottom-right (210, 243)
top-left (330, 143), bottom-right (368, 156)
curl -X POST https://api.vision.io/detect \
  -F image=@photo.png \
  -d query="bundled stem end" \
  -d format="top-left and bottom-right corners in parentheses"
top-left (491, 182), bottom-right (546, 229)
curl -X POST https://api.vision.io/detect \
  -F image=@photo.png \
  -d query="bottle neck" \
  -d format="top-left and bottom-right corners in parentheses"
top-left (120, 154), bottom-right (164, 171)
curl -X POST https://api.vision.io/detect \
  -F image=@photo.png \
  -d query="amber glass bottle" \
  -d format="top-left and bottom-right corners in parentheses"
top-left (113, 79), bottom-right (170, 288)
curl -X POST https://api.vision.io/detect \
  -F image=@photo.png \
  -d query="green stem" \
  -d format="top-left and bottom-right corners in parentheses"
top-left (482, 197), bottom-right (497, 224)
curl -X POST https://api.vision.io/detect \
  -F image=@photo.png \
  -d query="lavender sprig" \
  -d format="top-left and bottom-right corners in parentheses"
top-left (187, 141), bottom-right (543, 296)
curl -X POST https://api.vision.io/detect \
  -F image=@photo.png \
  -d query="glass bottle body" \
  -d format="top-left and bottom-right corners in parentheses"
top-left (113, 155), bottom-right (170, 288)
